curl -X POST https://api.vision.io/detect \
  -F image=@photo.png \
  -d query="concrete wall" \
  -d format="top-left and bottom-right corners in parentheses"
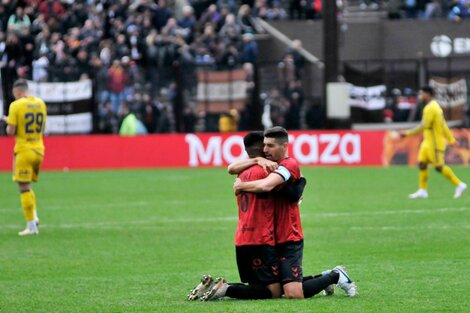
top-left (265, 19), bottom-right (470, 61)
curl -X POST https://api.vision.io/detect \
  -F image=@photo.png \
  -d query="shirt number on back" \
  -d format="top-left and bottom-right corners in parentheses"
top-left (240, 193), bottom-right (249, 212)
top-left (25, 113), bottom-right (44, 134)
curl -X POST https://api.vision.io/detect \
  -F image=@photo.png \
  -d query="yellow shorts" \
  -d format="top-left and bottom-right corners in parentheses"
top-left (13, 150), bottom-right (44, 183)
top-left (418, 142), bottom-right (445, 167)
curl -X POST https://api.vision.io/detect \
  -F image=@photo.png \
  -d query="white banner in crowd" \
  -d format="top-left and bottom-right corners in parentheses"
top-left (429, 77), bottom-right (467, 108)
top-left (349, 84), bottom-right (386, 110)
top-left (197, 69), bottom-right (247, 113)
top-left (28, 80), bottom-right (93, 134)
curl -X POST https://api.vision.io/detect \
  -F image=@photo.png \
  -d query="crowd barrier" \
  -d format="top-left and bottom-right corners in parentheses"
top-left (1, 130), bottom-right (469, 171)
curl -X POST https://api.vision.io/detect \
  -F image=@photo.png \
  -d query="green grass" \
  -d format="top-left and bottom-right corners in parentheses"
top-left (1, 166), bottom-right (469, 313)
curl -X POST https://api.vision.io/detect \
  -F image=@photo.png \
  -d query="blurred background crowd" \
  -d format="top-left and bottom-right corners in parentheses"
top-left (1, 0), bottom-right (469, 134)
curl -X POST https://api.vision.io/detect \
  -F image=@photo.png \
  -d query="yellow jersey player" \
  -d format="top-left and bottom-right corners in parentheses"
top-left (2, 79), bottom-right (47, 236)
top-left (400, 86), bottom-right (466, 199)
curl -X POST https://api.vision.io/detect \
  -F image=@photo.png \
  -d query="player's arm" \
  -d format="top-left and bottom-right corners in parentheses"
top-left (234, 172), bottom-right (284, 193)
top-left (227, 157), bottom-right (278, 175)
top-left (234, 164), bottom-right (292, 193)
top-left (442, 119), bottom-right (456, 145)
top-left (278, 177), bottom-right (307, 202)
top-left (400, 109), bottom-right (432, 138)
top-left (2, 115), bottom-right (16, 135)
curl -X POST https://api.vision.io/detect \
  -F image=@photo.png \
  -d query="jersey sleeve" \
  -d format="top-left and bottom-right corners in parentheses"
top-left (7, 102), bottom-right (18, 126)
top-left (422, 105), bottom-right (435, 129)
top-left (441, 115), bottom-right (455, 144)
top-left (274, 166), bottom-right (291, 181)
top-left (278, 158), bottom-right (301, 182)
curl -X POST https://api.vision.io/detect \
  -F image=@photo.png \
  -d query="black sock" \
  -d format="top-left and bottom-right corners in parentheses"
top-left (303, 274), bottom-right (322, 281)
top-left (225, 284), bottom-right (272, 299)
top-left (302, 272), bottom-right (339, 298)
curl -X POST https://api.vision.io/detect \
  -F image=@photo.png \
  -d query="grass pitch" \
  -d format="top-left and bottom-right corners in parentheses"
top-left (1, 166), bottom-right (469, 313)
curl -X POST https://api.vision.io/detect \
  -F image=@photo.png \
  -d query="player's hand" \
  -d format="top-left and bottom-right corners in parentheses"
top-left (451, 140), bottom-right (460, 148)
top-left (233, 178), bottom-right (242, 195)
top-left (256, 157), bottom-right (278, 174)
top-left (1, 115), bottom-right (7, 122)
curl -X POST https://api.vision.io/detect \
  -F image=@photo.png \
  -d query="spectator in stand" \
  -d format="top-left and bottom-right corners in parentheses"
top-left (154, 0), bottom-right (173, 32)
top-left (76, 49), bottom-right (92, 79)
top-left (238, 4), bottom-right (256, 33)
top-left (198, 4), bottom-right (222, 33)
top-left (219, 14), bottom-right (242, 39)
top-left (141, 93), bottom-right (161, 133)
top-left (7, 6), bottom-right (31, 35)
top-left (99, 101), bottom-right (119, 134)
top-left (119, 103), bottom-right (148, 136)
top-left (0, 5), bottom-right (9, 32)
top-left (178, 5), bottom-right (196, 43)
top-left (218, 43), bottom-right (240, 70)
top-left (253, 0), bottom-right (269, 19)
top-left (91, 55), bottom-right (110, 107)
top-left (156, 103), bottom-right (173, 133)
top-left (289, 0), bottom-right (303, 19)
top-left (289, 39), bottom-right (306, 80)
top-left (107, 59), bottom-right (129, 113)
top-left (114, 33), bottom-right (131, 60)
top-left (19, 27), bottom-right (35, 77)
top-left (267, 2), bottom-right (288, 20)
top-left (448, 0), bottom-right (470, 21)
top-left (38, 0), bottom-right (65, 22)
top-left (219, 109), bottom-right (240, 132)
top-left (285, 80), bottom-right (303, 130)
top-left (278, 53), bottom-right (297, 95)
top-left (4, 32), bottom-right (23, 72)
top-left (241, 33), bottom-right (258, 64)
top-left (216, 6), bottom-right (231, 31)
top-left (32, 52), bottom-right (49, 82)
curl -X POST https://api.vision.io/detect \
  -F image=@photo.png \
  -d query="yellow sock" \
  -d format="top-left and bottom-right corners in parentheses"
top-left (441, 166), bottom-right (460, 186)
top-left (419, 168), bottom-right (429, 189)
top-left (20, 191), bottom-right (36, 222)
top-left (30, 189), bottom-right (38, 220)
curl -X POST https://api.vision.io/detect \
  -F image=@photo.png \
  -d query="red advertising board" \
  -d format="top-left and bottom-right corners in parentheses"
top-left (0, 131), bottom-right (385, 171)
top-left (1, 130), bottom-right (468, 171)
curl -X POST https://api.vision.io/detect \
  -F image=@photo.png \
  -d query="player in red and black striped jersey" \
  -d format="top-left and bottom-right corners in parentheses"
top-left (232, 127), bottom-right (356, 299)
top-left (190, 129), bottom-right (351, 302)
top-left (233, 127), bottom-right (305, 298)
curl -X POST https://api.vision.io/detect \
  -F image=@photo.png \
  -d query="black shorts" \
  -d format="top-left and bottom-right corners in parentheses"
top-left (236, 245), bottom-right (280, 285)
top-left (276, 240), bottom-right (304, 284)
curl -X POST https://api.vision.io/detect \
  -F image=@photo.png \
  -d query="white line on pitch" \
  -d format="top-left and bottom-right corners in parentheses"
top-left (1, 207), bottom-right (468, 230)
top-left (313, 207), bottom-right (468, 217)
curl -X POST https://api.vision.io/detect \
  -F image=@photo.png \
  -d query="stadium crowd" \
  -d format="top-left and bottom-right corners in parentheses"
top-left (1, 0), bottom-right (468, 134)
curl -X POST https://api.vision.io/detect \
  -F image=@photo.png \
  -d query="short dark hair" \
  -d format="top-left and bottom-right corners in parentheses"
top-left (264, 126), bottom-right (288, 144)
top-left (243, 131), bottom-right (264, 158)
top-left (420, 86), bottom-right (434, 96)
top-left (13, 79), bottom-right (28, 90)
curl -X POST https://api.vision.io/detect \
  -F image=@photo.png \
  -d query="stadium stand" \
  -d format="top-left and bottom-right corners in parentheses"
top-left (1, 0), bottom-right (470, 134)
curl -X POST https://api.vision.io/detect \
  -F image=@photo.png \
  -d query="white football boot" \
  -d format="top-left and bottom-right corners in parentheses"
top-left (201, 277), bottom-right (228, 301)
top-left (18, 227), bottom-right (39, 236)
top-left (334, 266), bottom-right (357, 297)
top-left (454, 182), bottom-right (467, 199)
top-left (408, 189), bottom-right (428, 199)
top-left (187, 275), bottom-right (214, 301)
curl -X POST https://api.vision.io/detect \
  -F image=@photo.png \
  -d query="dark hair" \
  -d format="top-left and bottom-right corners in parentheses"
top-left (264, 126), bottom-right (288, 143)
top-left (13, 79), bottom-right (28, 89)
top-left (420, 86), bottom-right (434, 96)
top-left (243, 131), bottom-right (264, 158)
